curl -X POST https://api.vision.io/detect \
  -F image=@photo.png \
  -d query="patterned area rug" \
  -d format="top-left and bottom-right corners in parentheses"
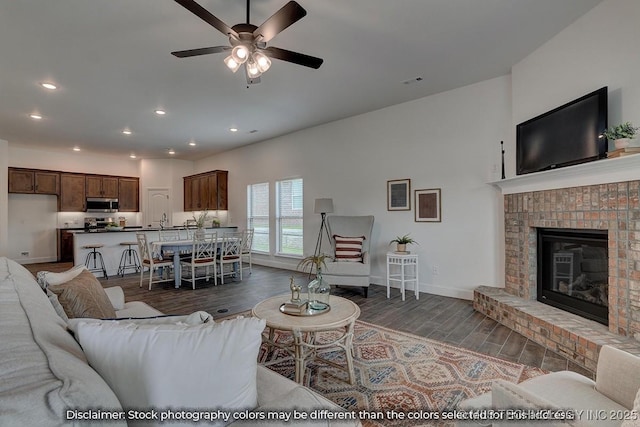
top-left (258, 320), bottom-right (546, 427)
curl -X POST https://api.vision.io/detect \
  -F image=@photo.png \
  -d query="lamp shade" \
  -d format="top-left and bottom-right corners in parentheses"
top-left (314, 198), bottom-right (334, 214)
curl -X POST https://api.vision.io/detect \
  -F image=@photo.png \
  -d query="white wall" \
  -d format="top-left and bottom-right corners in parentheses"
top-left (8, 194), bottom-right (58, 263)
top-left (508, 0), bottom-right (640, 178)
top-left (0, 140), bottom-right (8, 257)
top-left (196, 76), bottom-right (511, 299)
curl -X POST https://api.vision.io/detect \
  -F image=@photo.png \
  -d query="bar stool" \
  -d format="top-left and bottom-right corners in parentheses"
top-left (117, 241), bottom-right (141, 277)
top-left (83, 243), bottom-right (108, 279)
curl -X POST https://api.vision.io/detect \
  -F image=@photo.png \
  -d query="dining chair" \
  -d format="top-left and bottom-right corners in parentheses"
top-left (180, 232), bottom-right (218, 289)
top-left (136, 233), bottom-right (174, 290)
top-left (218, 231), bottom-right (243, 284)
top-left (240, 228), bottom-right (254, 275)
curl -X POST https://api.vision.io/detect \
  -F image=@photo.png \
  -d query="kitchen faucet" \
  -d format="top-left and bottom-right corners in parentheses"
top-left (160, 213), bottom-right (167, 229)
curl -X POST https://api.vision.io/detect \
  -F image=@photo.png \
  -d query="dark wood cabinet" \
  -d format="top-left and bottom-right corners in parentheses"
top-left (86, 175), bottom-right (118, 198)
top-left (7, 167), bottom-right (139, 212)
top-left (183, 170), bottom-right (228, 211)
top-left (8, 168), bottom-right (59, 195)
top-left (215, 170), bottom-right (228, 210)
top-left (118, 177), bottom-right (139, 212)
top-left (58, 229), bottom-right (75, 262)
top-left (59, 173), bottom-right (86, 212)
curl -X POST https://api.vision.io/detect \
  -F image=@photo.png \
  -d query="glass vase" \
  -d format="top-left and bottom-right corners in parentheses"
top-left (308, 270), bottom-right (330, 310)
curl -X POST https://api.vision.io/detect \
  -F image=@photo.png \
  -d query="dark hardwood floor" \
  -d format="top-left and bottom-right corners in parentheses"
top-left (25, 261), bottom-right (592, 378)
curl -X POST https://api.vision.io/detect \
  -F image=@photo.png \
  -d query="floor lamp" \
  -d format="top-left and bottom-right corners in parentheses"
top-left (313, 198), bottom-right (334, 259)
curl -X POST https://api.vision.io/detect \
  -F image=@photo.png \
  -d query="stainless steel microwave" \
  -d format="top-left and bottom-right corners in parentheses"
top-left (86, 198), bottom-right (119, 213)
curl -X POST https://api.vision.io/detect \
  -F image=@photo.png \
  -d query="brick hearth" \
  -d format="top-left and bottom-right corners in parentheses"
top-left (474, 180), bottom-right (640, 372)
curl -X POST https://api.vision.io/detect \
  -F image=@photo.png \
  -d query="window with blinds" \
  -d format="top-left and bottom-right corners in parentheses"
top-left (247, 182), bottom-right (269, 253)
top-left (276, 178), bottom-right (303, 256)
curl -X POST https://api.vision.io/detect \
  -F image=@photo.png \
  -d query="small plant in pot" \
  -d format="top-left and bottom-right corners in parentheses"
top-left (602, 122), bottom-right (639, 149)
top-left (390, 234), bottom-right (418, 254)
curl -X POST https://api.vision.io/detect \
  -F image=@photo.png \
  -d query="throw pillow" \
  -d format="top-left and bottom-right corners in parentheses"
top-left (36, 264), bottom-right (87, 289)
top-left (48, 269), bottom-right (116, 319)
top-left (333, 235), bottom-right (365, 262)
top-left (71, 316), bottom-right (266, 427)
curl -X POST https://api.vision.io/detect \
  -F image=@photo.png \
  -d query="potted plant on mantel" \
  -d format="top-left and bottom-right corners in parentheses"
top-left (603, 122), bottom-right (639, 149)
top-left (389, 234), bottom-right (419, 254)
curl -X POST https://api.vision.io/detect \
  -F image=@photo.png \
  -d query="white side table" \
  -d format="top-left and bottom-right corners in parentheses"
top-left (386, 252), bottom-right (419, 301)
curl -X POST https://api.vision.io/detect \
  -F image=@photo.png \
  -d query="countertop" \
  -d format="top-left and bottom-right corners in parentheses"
top-left (68, 226), bottom-right (238, 234)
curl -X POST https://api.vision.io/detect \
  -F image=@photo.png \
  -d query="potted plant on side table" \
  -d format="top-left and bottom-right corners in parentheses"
top-left (390, 234), bottom-right (419, 254)
top-left (603, 122), bottom-right (639, 149)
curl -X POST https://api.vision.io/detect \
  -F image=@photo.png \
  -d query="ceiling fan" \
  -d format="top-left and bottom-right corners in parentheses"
top-left (172, 0), bottom-right (323, 84)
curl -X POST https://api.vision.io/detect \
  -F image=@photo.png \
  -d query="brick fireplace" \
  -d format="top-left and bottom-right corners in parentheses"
top-left (503, 181), bottom-right (640, 337)
top-left (474, 171), bottom-right (640, 372)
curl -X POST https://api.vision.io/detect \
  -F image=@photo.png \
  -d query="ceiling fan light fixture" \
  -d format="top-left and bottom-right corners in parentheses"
top-left (231, 45), bottom-right (250, 64)
top-left (253, 51), bottom-right (271, 73)
top-left (224, 55), bottom-right (242, 73)
top-left (246, 59), bottom-right (262, 78)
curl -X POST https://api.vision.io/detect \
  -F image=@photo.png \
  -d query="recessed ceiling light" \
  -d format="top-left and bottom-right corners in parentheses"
top-left (122, 129), bottom-right (132, 135)
top-left (229, 127), bottom-right (238, 132)
top-left (73, 147), bottom-right (81, 152)
top-left (29, 113), bottom-right (42, 120)
top-left (155, 109), bottom-right (166, 116)
top-left (188, 141), bottom-right (196, 146)
top-left (168, 149), bottom-right (175, 155)
top-left (129, 154), bottom-right (137, 159)
top-left (40, 82), bottom-right (57, 90)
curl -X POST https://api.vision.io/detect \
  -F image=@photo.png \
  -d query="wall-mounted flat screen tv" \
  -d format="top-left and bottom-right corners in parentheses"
top-left (516, 87), bottom-right (608, 175)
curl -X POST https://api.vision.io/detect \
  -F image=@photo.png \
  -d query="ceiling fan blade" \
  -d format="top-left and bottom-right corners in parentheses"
top-left (263, 46), bottom-right (323, 69)
top-left (171, 46), bottom-right (231, 58)
top-left (253, 1), bottom-right (307, 43)
top-left (174, 0), bottom-right (238, 38)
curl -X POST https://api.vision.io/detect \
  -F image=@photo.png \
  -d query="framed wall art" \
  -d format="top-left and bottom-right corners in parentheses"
top-left (415, 188), bottom-right (441, 222)
top-left (387, 179), bottom-right (411, 211)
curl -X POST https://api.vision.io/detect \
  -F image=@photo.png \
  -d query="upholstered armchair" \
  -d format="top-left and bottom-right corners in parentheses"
top-left (322, 215), bottom-right (374, 297)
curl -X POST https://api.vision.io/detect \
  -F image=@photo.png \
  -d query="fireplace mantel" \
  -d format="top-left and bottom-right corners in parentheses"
top-left (489, 154), bottom-right (640, 195)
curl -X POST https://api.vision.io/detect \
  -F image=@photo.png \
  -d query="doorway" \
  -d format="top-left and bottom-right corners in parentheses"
top-left (146, 188), bottom-right (172, 228)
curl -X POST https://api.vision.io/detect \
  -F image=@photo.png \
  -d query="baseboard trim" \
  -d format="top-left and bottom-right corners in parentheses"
top-left (16, 256), bottom-right (58, 265)
top-left (254, 261), bottom-right (475, 300)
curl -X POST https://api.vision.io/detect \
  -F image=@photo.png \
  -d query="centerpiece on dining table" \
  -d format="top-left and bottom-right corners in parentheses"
top-left (192, 211), bottom-right (221, 238)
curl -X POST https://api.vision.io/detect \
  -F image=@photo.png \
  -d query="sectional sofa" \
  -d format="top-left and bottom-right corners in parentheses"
top-left (0, 257), bottom-right (359, 426)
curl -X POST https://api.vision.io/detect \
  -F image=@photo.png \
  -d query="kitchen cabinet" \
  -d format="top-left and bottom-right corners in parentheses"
top-left (183, 170), bottom-right (227, 211)
top-left (8, 168), bottom-right (60, 195)
top-left (118, 177), bottom-right (139, 212)
top-left (86, 175), bottom-right (118, 198)
top-left (58, 229), bottom-right (75, 262)
top-left (59, 173), bottom-right (86, 212)
top-left (209, 170), bottom-right (228, 210)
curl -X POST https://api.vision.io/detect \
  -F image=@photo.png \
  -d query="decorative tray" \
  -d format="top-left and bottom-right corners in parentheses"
top-left (279, 302), bottom-right (330, 317)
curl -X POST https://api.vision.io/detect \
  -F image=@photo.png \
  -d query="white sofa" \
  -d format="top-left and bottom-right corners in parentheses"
top-left (0, 257), bottom-right (360, 426)
top-left (457, 345), bottom-right (640, 427)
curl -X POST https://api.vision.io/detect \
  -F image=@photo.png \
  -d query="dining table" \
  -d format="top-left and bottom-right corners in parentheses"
top-left (151, 239), bottom-right (195, 288)
top-left (151, 235), bottom-right (241, 288)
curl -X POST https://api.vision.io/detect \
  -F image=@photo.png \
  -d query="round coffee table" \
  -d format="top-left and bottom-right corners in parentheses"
top-left (252, 294), bottom-right (360, 384)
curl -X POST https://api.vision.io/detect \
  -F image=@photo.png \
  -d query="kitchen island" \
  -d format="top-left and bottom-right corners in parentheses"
top-left (71, 227), bottom-right (238, 279)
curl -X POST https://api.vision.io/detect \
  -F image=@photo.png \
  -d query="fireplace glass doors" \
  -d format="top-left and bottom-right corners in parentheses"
top-left (537, 228), bottom-right (609, 325)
